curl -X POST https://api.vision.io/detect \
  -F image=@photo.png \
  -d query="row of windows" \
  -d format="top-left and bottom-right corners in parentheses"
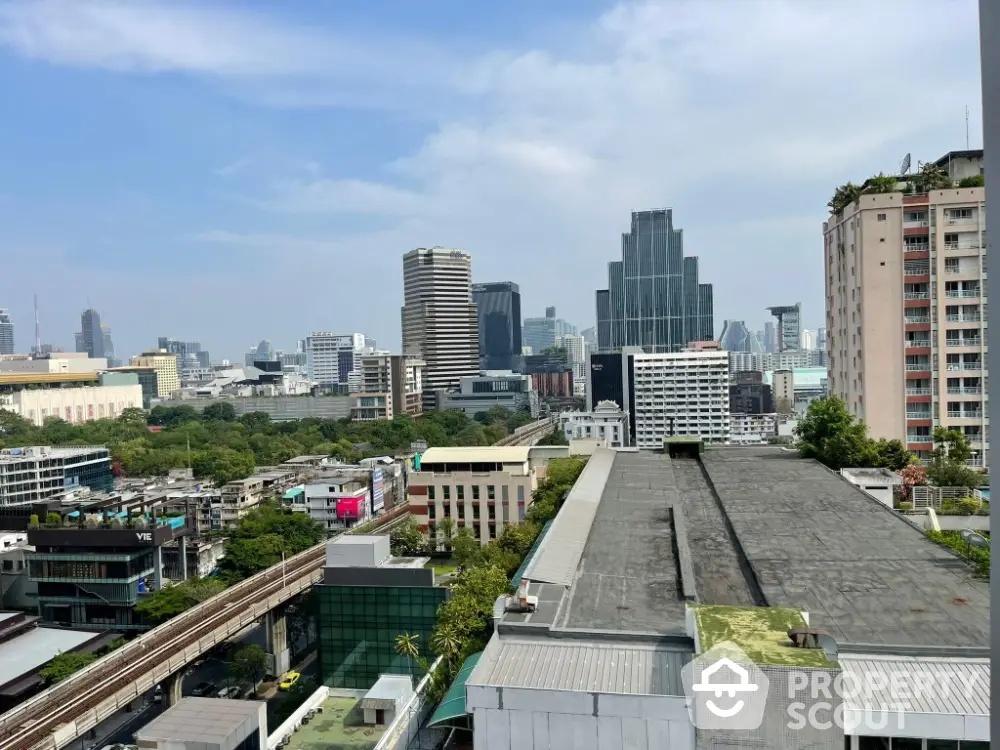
top-left (427, 484), bottom-right (525, 502)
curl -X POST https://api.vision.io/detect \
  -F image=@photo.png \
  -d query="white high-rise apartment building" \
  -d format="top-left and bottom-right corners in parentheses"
top-left (555, 333), bottom-right (587, 395)
top-left (824, 150), bottom-right (987, 467)
top-left (306, 332), bottom-right (367, 392)
top-left (631, 350), bottom-right (730, 448)
top-left (800, 329), bottom-right (817, 350)
top-left (401, 247), bottom-right (479, 408)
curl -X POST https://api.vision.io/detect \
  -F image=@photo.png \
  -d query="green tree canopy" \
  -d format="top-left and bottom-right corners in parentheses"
top-left (228, 644), bottom-right (269, 690)
top-left (136, 577), bottom-right (227, 625)
top-left (202, 402), bottom-right (238, 422)
top-left (40, 652), bottom-right (98, 684)
top-left (794, 397), bottom-right (913, 471)
top-left (390, 519), bottom-right (428, 556)
top-left (927, 428), bottom-right (982, 489)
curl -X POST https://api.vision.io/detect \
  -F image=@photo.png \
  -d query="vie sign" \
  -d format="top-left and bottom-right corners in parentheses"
top-left (136, 532), bottom-right (153, 542)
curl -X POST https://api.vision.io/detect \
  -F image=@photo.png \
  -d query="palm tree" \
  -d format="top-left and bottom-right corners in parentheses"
top-left (865, 172), bottom-right (898, 194)
top-left (914, 162), bottom-right (952, 192)
top-left (395, 633), bottom-right (420, 677)
top-left (827, 182), bottom-right (862, 215)
top-left (436, 517), bottom-right (456, 553)
top-left (431, 627), bottom-right (463, 664)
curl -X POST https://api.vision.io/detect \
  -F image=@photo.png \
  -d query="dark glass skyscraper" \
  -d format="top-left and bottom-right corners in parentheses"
top-left (595, 209), bottom-right (714, 352)
top-left (80, 309), bottom-right (105, 359)
top-left (472, 282), bottom-right (522, 371)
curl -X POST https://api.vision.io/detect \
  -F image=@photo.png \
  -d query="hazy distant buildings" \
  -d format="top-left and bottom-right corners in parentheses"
top-left (159, 337), bottom-right (211, 368)
top-left (0, 309), bottom-right (12, 355)
top-left (101, 324), bottom-right (118, 368)
top-left (718, 320), bottom-right (763, 353)
top-left (762, 321), bottom-right (777, 353)
top-left (245, 340), bottom-right (275, 367)
top-left (596, 209), bottom-right (713, 352)
top-left (522, 306), bottom-right (576, 354)
top-left (79, 309), bottom-right (105, 359)
top-left (767, 303), bottom-right (802, 352)
top-left (401, 247), bottom-right (479, 408)
top-left (472, 282), bottom-right (522, 371)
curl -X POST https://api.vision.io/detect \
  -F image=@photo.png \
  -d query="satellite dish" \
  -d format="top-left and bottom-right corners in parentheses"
top-left (900, 153), bottom-right (912, 175)
top-left (960, 529), bottom-right (989, 549)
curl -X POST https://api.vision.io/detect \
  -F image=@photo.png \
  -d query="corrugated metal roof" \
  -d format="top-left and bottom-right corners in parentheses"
top-left (427, 651), bottom-right (482, 728)
top-left (470, 638), bottom-right (689, 696)
top-left (840, 655), bottom-right (990, 716)
top-left (522, 447), bottom-right (616, 586)
top-left (419, 447), bottom-right (530, 464)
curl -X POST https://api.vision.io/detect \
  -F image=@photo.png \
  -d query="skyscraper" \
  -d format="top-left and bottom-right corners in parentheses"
top-left (401, 247), bottom-right (479, 408)
top-left (767, 303), bottom-right (802, 352)
top-left (80, 309), bottom-right (105, 359)
top-left (0, 309), bottom-right (13, 355)
top-left (762, 321), bottom-right (777, 353)
top-left (472, 282), bottom-right (522, 371)
top-left (595, 209), bottom-right (713, 352)
top-left (718, 320), bottom-right (763, 353)
top-left (522, 306), bottom-right (576, 355)
top-left (101, 324), bottom-right (118, 367)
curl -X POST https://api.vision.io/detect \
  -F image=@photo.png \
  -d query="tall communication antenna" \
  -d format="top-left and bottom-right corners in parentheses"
top-left (33, 294), bottom-right (41, 355)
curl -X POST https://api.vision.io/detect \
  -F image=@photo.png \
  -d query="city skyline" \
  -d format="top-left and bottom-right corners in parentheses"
top-left (0, 2), bottom-right (981, 359)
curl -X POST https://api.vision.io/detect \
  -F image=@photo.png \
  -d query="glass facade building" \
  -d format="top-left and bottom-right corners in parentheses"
top-left (472, 282), bottom-right (522, 371)
top-left (595, 209), bottom-right (714, 352)
top-left (316, 584), bottom-right (447, 689)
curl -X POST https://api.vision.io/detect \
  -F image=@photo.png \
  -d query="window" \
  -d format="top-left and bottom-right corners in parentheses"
top-left (472, 505), bottom-right (480, 520)
top-left (443, 486), bottom-right (451, 501)
top-left (516, 485), bottom-right (524, 502)
top-left (428, 504), bottom-right (436, 520)
top-left (427, 486), bottom-right (435, 501)
top-left (471, 485), bottom-right (480, 501)
top-left (877, 213), bottom-right (886, 221)
top-left (487, 485), bottom-right (496, 500)
top-left (501, 485), bottom-right (509, 502)
top-left (456, 485), bottom-right (464, 501)
top-left (457, 504), bottom-right (464, 520)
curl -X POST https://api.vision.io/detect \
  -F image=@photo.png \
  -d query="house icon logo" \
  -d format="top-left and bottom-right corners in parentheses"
top-left (682, 642), bottom-right (769, 731)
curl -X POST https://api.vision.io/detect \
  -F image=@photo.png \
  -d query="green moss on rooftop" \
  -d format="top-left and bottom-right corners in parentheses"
top-left (692, 605), bottom-right (838, 668)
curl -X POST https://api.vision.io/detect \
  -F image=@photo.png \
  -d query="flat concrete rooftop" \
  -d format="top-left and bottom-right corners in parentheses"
top-left (507, 447), bottom-right (989, 650)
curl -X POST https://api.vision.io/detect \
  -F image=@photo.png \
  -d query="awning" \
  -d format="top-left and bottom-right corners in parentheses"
top-left (282, 487), bottom-right (304, 500)
top-left (510, 519), bottom-right (553, 590)
top-left (426, 651), bottom-right (483, 729)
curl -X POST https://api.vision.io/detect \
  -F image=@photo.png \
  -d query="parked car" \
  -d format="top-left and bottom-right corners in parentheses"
top-left (278, 672), bottom-right (301, 691)
top-left (191, 682), bottom-right (216, 697)
top-left (216, 685), bottom-right (242, 699)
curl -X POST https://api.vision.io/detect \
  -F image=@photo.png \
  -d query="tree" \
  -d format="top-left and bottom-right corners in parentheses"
top-left (390, 520), bottom-right (427, 556)
top-left (958, 174), bottom-right (985, 187)
top-left (40, 652), bottom-right (98, 684)
top-left (898, 464), bottom-right (928, 503)
top-left (869, 439), bottom-right (913, 472)
top-left (927, 428), bottom-right (982, 489)
top-left (117, 407), bottom-right (148, 426)
top-left (793, 397), bottom-right (906, 471)
top-left (239, 411), bottom-right (272, 433)
top-left (0, 408), bottom-right (36, 437)
top-left (228, 644), bottom-right (269, 693)
top-left (828, 182), bottom-right (862, 214)
top-left (136, 577), bottom-right (226, 625)
top-left (436, 517), bottom-right (456, 553)
top-left (202, 402), bottom-right (237, 423)
top-left (431, 627), bottom-right (463, 663)
top-left (395, 633), bottom-right (420, 677)
top-left (218, 534), bottom-right (286, 583)
top-left (865, 173), bottom-right (898, 194)
top-left (535, 427), bottom-right (568, 446)
top-left (451, 526), bottom-right (480, 568)
top-left (914, 161), bottom-right (952, 192)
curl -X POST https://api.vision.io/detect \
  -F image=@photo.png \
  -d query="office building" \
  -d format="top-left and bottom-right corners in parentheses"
top-left (522, 307), bottom-right (576, 355)
top-left (729, 370), bottom-right (773, 415)
top-left (595, 209), bottom-right (714, 352)
top-left (304, 476), bottom-right (371, 533)
top-left (0, 354), bottom-right (107, 374)
top-left (557, 401), bottom-right (628, 447)
top-left (135, 697), bottom-right (267, 750)
top-left (718, 320), bottom-right (763, 353)
top-left (588, 349), bottom-right (730, 448)
top-left (772, 369), bottom-right (795, 413)
top-left (436, 373), bottom-right (538, 418)
top-left (130, 350), bottom-right (180, 398)
top-left (100, 324), bottom-right (118, 367)
top-left (401, 247), bottom-right (479, 408)
top-left (454, 447), bottom-right (989, 750)
top-left (408, 447), bottom-right (537, 545)
top-left (0, 371), bottom-right (142, 427)
top-left (767, 302), bottom-right (802, 352)
top-left (824, 149), bottom-right (988, 466)
top-left (316, 535), bottom-right (446, 689)
top-left (79, 309), bottom-right (105, 359)
top-left (0, 446), bottom-right (113, 506)
top-left (360, 354), bottom-right (424, 417)
top-left (306, 332), bottom-right (368, 392)
top-left (580, 327), bottom-right (597, 347)
top-left (762, 320), bottom-right (777, 353)
top-left (108, 365), bottom-right (159, 408)
top-left (555, 333), bottom-right (587, 393)
top-left (473, 282), bottom-right (522, 371)
top-left (800, 328), bottom-right (818, 350)
top-left (0, 309), bottom-right (12, 355)
top-left (158, 337), bottom-right (211, 368)
top-left (349, 393), bottom-right (392, 421)
top-left (523, 351), bottom-right (574, 400)
top-left (244, 339), bottom-right (275, 368)
top-left (727, 349), bottom-right (826, 373)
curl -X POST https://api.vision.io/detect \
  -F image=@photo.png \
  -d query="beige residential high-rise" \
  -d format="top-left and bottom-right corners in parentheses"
top-left (130, 350), bottom-right (180, 398)
top-left (401, 247), bottom-right (479, 409)
top-left (824, 150), bottom-right (987, 468)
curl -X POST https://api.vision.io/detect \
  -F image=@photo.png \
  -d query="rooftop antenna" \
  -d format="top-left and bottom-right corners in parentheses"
top-left (899, 153), bottom-right (912, 175)
top-left (33, 294), bottom-right (41, 355)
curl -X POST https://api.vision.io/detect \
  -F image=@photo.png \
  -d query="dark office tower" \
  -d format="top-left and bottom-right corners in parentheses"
top-left (472, 282), bottom-right (522, 371)
top-left (80, 309), bottom-right (105, 359)
top-left (595, 209), bottom-right (713, 352)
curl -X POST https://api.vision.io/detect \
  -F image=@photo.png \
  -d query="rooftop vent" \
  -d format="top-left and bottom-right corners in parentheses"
top-left (787, 627), bottom-right (838, 663)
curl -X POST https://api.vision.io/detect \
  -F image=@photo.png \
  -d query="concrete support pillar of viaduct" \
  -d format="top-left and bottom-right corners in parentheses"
top-left (264, 608), bottom-right (291, 678)
top-left (162, 671), bottom-right (184, 707)
top-left (179, 534), bottom-right (188, 581)
top-left (153, 545), bottom-right (164, 591)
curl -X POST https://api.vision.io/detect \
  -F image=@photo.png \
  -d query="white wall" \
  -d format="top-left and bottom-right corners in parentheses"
top-left (4, 384), bottom-right (142, 425)
top-left (467, 686), bottom-right (694, 750)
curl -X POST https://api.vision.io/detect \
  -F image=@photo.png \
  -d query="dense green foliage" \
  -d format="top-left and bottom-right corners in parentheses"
top-left (135, 577), bottom-right (227, 624)
top-left (926, 530), bottom-right (990, 579)
top-left (394, 457), bottom-right (587, 704)
top-left (926, 428), bottom-right (982, 489)
top-left (0, 404), bottom-right (533, 486)
top-left (216, 502), bottom-right (324, 584)
top-left (39, 638), bottom-right (126, 684)
top-left (228, 644), bottom-right (269, 690)
top-left (794, 397), bottom-right (913, 471)
top-left (535, 427), bottom-right (569, 446)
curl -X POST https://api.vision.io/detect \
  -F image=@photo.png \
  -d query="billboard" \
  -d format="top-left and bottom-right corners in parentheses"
top-left (372, 469), bottom-right (385, 513)
top-left (336, 495), bottom-right (368, 520)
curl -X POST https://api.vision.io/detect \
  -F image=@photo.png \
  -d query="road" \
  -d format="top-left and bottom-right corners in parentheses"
top-left (69, 623), bottom-right (316, 750)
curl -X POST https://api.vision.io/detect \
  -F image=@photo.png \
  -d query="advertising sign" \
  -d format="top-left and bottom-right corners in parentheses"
top-left (372, 469), bottom-right (385, 513)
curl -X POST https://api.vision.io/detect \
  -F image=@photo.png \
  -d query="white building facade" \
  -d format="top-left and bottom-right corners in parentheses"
top-left (631, 350), bottom-right (730, 447)
top-left (306, 332), bottom-right (368, 391)
top-left (1, 384), bottom-right (143, 426)
top-left (557, 401), bottom-right (627, 447)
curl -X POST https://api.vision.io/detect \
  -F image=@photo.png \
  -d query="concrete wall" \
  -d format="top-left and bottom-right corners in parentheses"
top-left (155, 396), bottom-right (352, 421)
top-left (467, 686), bottom-right (694, 750)
top-left (6, 384), bottom-right (143, 425)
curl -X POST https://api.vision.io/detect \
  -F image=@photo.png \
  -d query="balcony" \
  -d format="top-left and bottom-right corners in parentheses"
top-left (946, 362), bottom-right (983, 371)
top-left (947, 411), bottom-right (984, 419)
top-left (906, 387), bottom-right (932, 396)
top-left (906, 411), bottom-right (932, 420)
top-left (944, 242), bottom-right (981, 252)
top-left (904, 266), bottom-right (930, 277)
top-left (967, 457), bottom-right (985, 468)
top-left (946, 214), bottom-right (978, 226)
top-left (903, 243), bottom-right (930, 252)
top-left (945, 289), bottom-right (980, 298)
top-left (945, 314), bottom-right (980, 322)
top-left (905, 316), bottom-right (930, 324)
top-left (907, 434), bottom-right (932, 443)
top-left (905, 340), bottom-right (931, 348)
top-left (904, 292), bottom-right (930, 300)
top-left (946, 338), bottom-right (982, 348)
top-left (905, 363), bottom-right (931, 371)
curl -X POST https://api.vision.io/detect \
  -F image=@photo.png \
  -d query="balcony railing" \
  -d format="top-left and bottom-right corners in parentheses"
top-left (946, 362), bottom-right (983, 371)
top-left (947, 411), bottom-right (984, 419)
top-left (946, 215), bottom-right (978, 225)
top-left (946, 386), bottom-right (982, 395)
top-left (944, 242), bottom-right (981, 251)
top-left (905, 340), bottom-right (931, 348)
top-left (905, 363), bottom-right (931, 371)
top-left (905, 267), bottom-right (930, 276)
top-left (946, 338), bottom-right (982, 347)
top-left (945, 314), bottom-right (981, 322)
top-left (906, 316), bottom-right (930, 324)
top-left (945, 289), bottom-right (981, 298)
top-left (904, 292), bottom-right (930, 300)
top-left (906, 411), bottom-right (932, 420)
top-left (906, 388), bottom-right (932, 396)
top-left (904, 243), bottom-right (930, 252)
top-left (907, 435), bottom-right (932, 443)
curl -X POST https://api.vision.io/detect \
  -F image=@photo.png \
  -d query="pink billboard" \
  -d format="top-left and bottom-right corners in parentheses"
top-left (337, 496), bottom-right (364, 519)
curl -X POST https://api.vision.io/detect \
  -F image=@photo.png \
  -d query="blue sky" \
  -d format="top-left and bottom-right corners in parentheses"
top-left (0, 0), bottom-right (984, 360)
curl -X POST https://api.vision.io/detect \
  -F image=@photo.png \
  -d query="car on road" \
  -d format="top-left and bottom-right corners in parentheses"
top-left (191, 681), bottom-right (216, 697)
top-left (278, 672), bottom-right (301, 691)
top-left (216, 686), bottom-right (242, 699)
